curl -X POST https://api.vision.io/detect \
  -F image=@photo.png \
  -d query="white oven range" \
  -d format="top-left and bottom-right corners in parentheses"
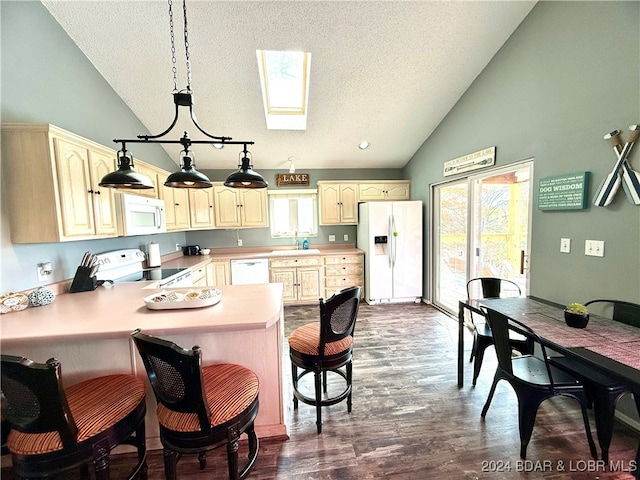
top-left (94, 249), bottom-right (192, 287)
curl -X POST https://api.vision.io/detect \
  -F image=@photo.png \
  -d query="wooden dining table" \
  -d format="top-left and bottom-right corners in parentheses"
top-left (457, 296), bottom-right (640, 390)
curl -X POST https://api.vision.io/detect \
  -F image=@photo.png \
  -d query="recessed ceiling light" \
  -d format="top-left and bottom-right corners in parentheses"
top-left (212, 144), bottom-right (224, 149)
top-left (358, 141), bottom-right (370, 150)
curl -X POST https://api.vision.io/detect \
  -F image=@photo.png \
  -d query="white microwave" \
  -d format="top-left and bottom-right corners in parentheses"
top-left (115, 193), bottom-right (167, 236)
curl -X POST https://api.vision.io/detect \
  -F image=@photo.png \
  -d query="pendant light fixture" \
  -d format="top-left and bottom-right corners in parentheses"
top-left (224, 144), bottom-right (269, 188)
top-left (98, 147), bottom-right (154, 189)
top-left (100, 0), bottom-right (267, 190)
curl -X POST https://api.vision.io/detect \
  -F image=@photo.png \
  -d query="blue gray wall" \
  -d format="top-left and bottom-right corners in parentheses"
top-left (0, 1), bottom-right (401, 293)
top-left (405, 1), bottom-right (640, 306)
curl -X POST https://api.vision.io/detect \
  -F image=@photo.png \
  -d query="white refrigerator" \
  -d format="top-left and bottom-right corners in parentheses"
top-left (357, 201), bottom-right (423, 305)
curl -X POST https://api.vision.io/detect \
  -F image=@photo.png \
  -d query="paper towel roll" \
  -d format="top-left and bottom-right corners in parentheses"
top-left (148, 243), bottom-right (161, 267)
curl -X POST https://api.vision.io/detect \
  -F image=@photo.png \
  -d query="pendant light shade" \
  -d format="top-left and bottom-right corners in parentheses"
top-left (164, 149), bottom-right (212, 188)
top-left (99, 150), bottom-right (154, 189)
top-left (224, 147), bottom-right (268, 188)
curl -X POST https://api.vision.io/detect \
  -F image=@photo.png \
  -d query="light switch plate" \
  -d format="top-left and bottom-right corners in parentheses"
top-left (343, 234), bottom-right (349, 241)
top-left (560, 238), bottom-right (571, 253)
top-left (585, 240), bottom-right (604, 257)
top-left (329, 235), bottom-right (336, 242)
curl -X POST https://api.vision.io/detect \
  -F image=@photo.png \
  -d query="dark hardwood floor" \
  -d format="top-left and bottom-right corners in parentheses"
top-left (3, 303), bottom-right (638, 479)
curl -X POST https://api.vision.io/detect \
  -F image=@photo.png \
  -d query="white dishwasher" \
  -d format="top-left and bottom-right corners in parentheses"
top-left (230, 258), bottom-right (270, 285)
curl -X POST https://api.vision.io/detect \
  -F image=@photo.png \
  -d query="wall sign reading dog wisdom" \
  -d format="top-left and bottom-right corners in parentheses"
top-left (444, 147), bottom-right (495, 177)
top-left (276, 173), bottom-right (310, 186)
top-left (538, 172), bottom-right (590, 211)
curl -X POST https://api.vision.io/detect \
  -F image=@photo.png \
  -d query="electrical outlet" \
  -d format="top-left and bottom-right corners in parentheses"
top-left (343, 234), bottom-right (349, 241)
top-left (237, 239), bottom-right (243, 247)
top-left (37, 262), bottom-right (53, 282)
top-left (560, 238), bottom-right (571, 253)
top-left (175, 243), bottom-right (181, 251)
top-left (585, 240), bottom-right (605, 257)
top-left (329, 235), bottom-right (336, 242)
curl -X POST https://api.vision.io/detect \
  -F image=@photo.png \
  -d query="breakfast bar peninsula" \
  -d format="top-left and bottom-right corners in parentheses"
top-left (0, 282), bottom-right (287, 448)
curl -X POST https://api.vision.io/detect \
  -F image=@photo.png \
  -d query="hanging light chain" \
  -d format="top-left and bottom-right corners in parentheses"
top-left (183, 0), bottom-right (192, 91)
top-left (168, 0), bottom-right (178, 92)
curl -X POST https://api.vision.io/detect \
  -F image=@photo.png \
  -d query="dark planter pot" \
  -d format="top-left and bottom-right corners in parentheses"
top-left (564, 310), bottom-right (589, 328)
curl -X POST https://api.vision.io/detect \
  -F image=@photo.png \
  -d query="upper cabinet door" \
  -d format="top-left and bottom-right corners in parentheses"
top-left (189, 188), bottom-right (215, 229)
top-left (318, 183), bottom-right (358, 225)
top-left (88, 149), bottom-right (118, 236)
top-left (339, 184), bottom-right (358, 223)
top-left (384, 182), bottom-right (410, 201)
top-left (318, 183), bottom-right (341, 225)
top-left (240, 189), bottom-right (268, 227)
top-left (54, 137), bottom-right (95, 238)
top-left (214, 186), bottom-right (241, 227)
top-left (213, 185), bottom-right (268, 228)
top-left (161, 184), bottom-right (191, 231)
top-left (358, 181), bottom-right (410, 201)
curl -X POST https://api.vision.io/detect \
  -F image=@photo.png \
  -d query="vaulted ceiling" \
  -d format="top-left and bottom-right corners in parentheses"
top-left (41, 1), bottom-right (536, 171)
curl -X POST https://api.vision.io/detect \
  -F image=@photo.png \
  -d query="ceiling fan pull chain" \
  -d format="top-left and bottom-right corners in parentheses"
top-left (168, 0), bottom-right (178, 92)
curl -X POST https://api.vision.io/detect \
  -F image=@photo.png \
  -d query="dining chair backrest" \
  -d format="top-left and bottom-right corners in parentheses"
top-left (482, 308), bottom-right (553, 383)
top-left (1, 355), bottom-right (79, 448)
top-left (584, 299), bottom-right (640, 328)
top-left (467, 277), bottom-right (521, 300)
top-left (318, 286), bottom-right (361, 358)
top-left (131, 330), bottom-right (211, 431)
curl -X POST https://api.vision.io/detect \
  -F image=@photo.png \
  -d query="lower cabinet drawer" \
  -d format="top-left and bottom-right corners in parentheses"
top-left (323, 255), bottom-right (362, 265)
top-left (324, 275), bottom-right (362, 289)
top-left (325, 264), bottom-right (363, 276)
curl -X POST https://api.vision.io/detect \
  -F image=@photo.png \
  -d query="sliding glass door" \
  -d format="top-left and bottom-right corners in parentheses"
top-left (432, 161), bottom-right (532, 314)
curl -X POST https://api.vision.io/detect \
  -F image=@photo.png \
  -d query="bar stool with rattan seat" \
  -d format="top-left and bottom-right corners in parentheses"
top-left (131, 330), bottom-right (260, 480)
top-left (288, 286), bottom-right (361, 434)
top-left (0, 354), bottom-right (147, 480)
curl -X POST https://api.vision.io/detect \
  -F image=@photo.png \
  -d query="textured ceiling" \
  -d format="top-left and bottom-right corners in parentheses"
top-left (41, 1), bottom-right (536, 171)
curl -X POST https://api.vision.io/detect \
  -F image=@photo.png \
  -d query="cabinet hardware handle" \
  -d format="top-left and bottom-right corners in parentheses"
top-left (87, 189), bottom-right (93, 194)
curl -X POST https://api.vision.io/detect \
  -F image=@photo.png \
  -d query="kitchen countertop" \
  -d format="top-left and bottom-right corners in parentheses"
top-left (0, 282), bottom-right (284, 345)
top-left (160, 244), bottom-right (364, 270)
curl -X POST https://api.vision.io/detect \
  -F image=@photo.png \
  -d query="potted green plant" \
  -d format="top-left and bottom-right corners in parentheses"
top-left (564, 302), bottom-right (589, 328)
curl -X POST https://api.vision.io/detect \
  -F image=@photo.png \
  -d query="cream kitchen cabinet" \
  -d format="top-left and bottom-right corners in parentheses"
top-left (358, 181), bottom-right (411, 201)
top-left (2, 123), bottom-right (120, 243)
top-left (270, 256), bottom-right (322, 304)
top-left (191, 264), bottom-right (208, 286)
top-left (188, 188), bottom-right (215, 229)
top-left (206, 259), bottom-right (230, 286)
top-left (160, 182), bottom-right (191, 232)
top-left (317, 182), bottom-right (358, 225)
top-left (323, 253), bottom-right (364, 299)
top-left (213, 184), bottom-right (268, 228)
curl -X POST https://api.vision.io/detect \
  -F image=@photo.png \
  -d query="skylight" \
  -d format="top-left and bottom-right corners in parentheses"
top-left (257, 50), bottom-right (311, 130)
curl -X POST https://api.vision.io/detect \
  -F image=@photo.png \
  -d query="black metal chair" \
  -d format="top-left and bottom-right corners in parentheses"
top-left (0, 354), bottom-right (147, 480)
top-left (466, 277), bottom-right (533, 386)
top-left (131, 330), bottom-right (259, 480)
top-left (550, 299), bottom-right (640, 465)
top-left (288, 286), bottom-right (361, 433)
top-left (480, 308), bottom-right (597, 460)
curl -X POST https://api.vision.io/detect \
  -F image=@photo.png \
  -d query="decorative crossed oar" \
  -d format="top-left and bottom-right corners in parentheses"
top-left (593, 124), bottom-right (640, 207)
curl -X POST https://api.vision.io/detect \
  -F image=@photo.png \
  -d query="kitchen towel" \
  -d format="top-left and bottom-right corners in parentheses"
top-left (148, 242), bottom-right (161, 267)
